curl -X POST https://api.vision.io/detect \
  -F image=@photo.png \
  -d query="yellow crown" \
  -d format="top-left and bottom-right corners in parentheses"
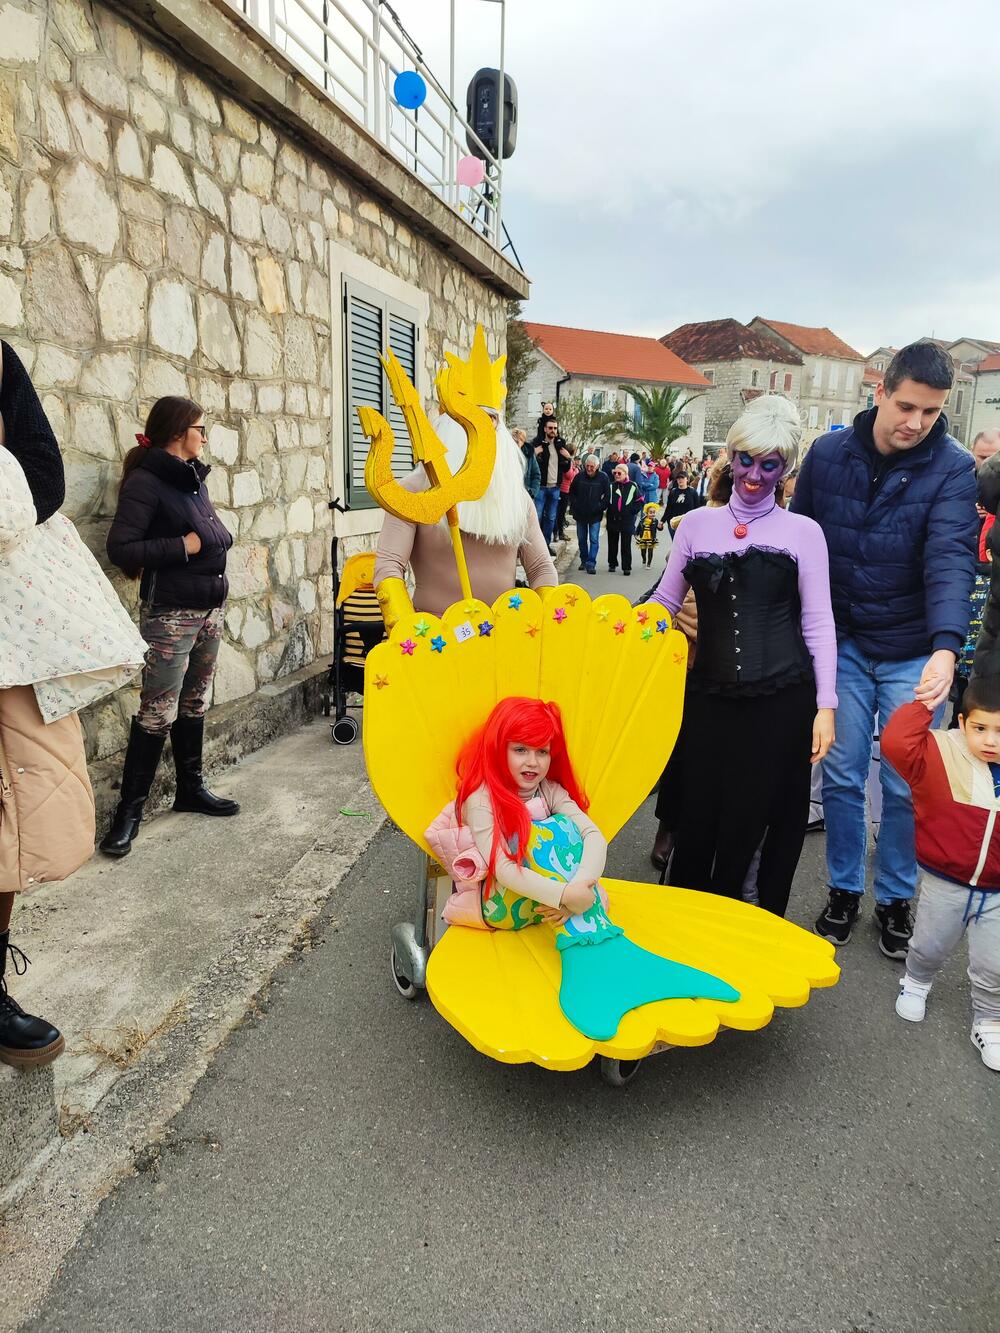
top-left (441, 324), bottom-right (507, 411)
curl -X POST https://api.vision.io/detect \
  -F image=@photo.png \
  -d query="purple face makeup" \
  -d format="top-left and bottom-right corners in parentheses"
top-left (730, 449), bottom-right (784, 506)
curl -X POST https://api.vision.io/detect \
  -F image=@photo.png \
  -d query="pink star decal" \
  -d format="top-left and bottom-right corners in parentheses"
top-left (553, 607), bottom-right (568, 624)
top-left (400, 639), bottom-right (416, 656)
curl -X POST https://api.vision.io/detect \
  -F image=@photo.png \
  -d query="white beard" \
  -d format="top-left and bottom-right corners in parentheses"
top-left (434, 412), bottom-right (531, 547)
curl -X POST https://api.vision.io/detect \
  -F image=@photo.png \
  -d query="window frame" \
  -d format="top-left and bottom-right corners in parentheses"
top-left (342, 276), bottom-right (421, 511)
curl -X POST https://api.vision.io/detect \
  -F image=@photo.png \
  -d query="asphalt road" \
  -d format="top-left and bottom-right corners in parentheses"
top-left (23, 797), bottom-right (999, 1333)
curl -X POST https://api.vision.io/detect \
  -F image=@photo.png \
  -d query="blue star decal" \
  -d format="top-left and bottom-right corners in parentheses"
top-left (507, 594), bottom-right (523, 610)
top-left (430, 635), bottom-right (446, 653)
top-left (656, 619), bottom-right (668, 634)
top-left (478, 620), bottom-right (494, 637)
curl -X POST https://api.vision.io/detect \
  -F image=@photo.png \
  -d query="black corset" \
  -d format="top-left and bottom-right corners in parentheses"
top-left (684, 548), bottom-right (814, 696)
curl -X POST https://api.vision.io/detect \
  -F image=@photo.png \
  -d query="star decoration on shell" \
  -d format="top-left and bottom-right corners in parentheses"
top-left (596, 609), bottom-right (610, 622)
top-left (374, 674), bottom-right (390, 689)
top-left (507, 593), bottom-right (523, 610)
top-left (672, 649), bottom-right (686, 665)
top-left (656, 619), bottom-right (669, 634)
top-left (478, 620), bottom-right (494, 637)
top-left (553, 607), bottom-right (568, 624)
top-left (464, 604), bottom-right (479, 617)
top-left (636, 609), bottom-right (649, 625)
top-left (564, 592), bottom-right (578, 607)
top-left (400, 639), bottom-right (416, 656)
top-left (431, 635), bottom-right (446, 653)
top-left (613, 620), bottom-right (626, 635)
top-left (641, 628), bottom-right (653, 641)
top-left (413, 619), bottom-right (430, 637)
top-left (525, 623), bottom-right (540, 638)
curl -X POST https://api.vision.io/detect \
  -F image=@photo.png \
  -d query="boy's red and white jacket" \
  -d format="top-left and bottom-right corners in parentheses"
top-left (881, 701), bottom-right (1000, 891)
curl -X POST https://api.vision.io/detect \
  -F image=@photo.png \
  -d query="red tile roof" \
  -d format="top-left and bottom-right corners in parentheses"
top-left (524, 322), bottom-right (711, 387)
top-left (661, 317), bottom-right (800, 365)
top-left (754, 318), bottom-right (864, 360)
top-left (976, 354), bottom-right (1000, 373)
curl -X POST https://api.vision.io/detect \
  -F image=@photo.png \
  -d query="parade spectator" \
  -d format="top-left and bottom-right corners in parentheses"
top-left (951, 430), bottom-right (1000, 722)
top-left (568, 454), bottom-right (610, 575)
top-left (792, 341), bottom-right (976, 959)
top-left (651, 396), bottom-right (836, 916)
top-left (513, 427), bottom-right (541, 499)
top-left (536, 401), bottom-right (558, 437)
top-left (638, 459), bottom-right (661, 506)
top-left (694, 459), bottom-right (713, 502)
top-left (881, 677), bottom-right (1000, 1071)
top-left (606, 464), bottom-right (642, 575)
top-left (970, 444), bottom-right (1000, 684)
top-left (555, 445), bottom-right (579, 542)
top-left (533, 417), bottom-right (571, 550)
top-left (654, 459), bottom-right (671, 503)
top-left (664, 471), bottom-right (700, 529)
top-left (103, 396), bottom-right (240, 858)
top-left (602, 449), bottom-right (622, 480)
top-left (627, 452), bottom-right (644, 487)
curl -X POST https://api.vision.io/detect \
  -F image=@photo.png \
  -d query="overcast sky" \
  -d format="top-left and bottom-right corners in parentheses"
top-left (398, 0), bottom-right (1000, 355)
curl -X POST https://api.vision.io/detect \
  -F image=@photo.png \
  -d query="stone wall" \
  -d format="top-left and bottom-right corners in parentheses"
top-left (695, 359), bottom-right (803, 444)
top-left (0, 0), bottom-right (509, 763)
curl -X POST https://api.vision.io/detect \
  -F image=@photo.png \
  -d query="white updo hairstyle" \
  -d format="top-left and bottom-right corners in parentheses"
top-left (725, 393), bottom-right (802, 477)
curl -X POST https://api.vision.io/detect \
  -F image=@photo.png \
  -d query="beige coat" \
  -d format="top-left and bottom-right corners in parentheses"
top-left (0, 684), bottom-right (95, 893)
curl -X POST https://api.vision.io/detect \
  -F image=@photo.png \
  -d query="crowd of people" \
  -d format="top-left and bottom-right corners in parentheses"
top-left (513, 400), bottom-right (714, 576)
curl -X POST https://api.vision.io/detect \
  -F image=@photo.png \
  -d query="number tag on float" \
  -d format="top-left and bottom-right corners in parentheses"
top-left (453, 621), bottom-right (475, 644)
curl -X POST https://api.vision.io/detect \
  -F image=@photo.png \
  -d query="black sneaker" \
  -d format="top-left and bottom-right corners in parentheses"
top-left (875, 899), bottom-right (913, 960)
top-left (814, 888), bottom-right (861, 945)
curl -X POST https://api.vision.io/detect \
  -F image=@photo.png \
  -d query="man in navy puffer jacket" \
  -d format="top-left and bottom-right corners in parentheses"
top-left (792, 342), bottom-right (976, 961)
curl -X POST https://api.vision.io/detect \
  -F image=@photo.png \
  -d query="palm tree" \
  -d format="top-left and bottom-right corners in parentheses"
top-left (599, 384), bottom-right (696, 460)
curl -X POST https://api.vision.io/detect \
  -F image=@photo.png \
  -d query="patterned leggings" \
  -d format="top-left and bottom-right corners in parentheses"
top-left (137, 606), bottom-right (224, 736)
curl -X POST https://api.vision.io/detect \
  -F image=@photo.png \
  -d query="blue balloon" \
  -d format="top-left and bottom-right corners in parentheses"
top-left (393, 70), bottom-right (427, 110)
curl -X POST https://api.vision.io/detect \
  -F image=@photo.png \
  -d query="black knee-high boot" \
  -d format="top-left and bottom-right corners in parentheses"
top-left (0, 932), bottom-right (64, 1069)
top-left (99, 719), bottom-right (166, 858)
top-left (170, 716), bottom-right (239, 817)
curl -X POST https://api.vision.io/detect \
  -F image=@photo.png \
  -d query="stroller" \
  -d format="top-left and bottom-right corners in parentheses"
top-left (322, 541), bottom-right (386, 746)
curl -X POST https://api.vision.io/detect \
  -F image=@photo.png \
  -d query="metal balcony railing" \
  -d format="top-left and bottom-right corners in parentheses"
top-left (229, 0), bottom-right (507, 252)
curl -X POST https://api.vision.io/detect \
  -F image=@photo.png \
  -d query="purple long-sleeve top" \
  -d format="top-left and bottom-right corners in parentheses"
top-left (650, 495), bottom-right (839, 709)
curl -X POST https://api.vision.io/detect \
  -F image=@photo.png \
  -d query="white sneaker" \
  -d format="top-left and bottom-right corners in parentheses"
top-left (895, 976), bottom-right (932, 1022)
top-left (971, 1020), bottom-right (1000, 1071)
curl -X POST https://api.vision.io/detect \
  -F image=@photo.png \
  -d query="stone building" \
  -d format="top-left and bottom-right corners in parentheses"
top-left (969, 355), bottom-right (1000, 444)
top-left (659, 317), bottom-right (802, 445)
top-left (512, 322), bottom-right (711, 456)
top-left (749, 319), bottom-right (865, 446)
top-left (0, 0), bottom-right (526, 778)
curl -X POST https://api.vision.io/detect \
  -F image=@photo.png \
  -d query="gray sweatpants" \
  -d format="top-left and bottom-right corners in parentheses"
top-left (906, 871), bottom-right (1000, 1021)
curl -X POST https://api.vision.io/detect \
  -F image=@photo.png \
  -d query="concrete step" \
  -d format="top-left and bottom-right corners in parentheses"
top-left (0, 1062), bottom-right (59, 1195)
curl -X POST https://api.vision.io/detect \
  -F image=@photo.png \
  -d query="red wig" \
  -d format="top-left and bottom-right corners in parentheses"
top-left (455, 697), bottom-right (589, 882)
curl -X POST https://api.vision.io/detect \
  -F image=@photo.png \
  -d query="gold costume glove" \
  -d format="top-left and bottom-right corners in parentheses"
top-left (375, 577), bottom-right (413, 631)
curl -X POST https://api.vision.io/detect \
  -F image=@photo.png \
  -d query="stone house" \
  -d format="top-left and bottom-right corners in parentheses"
top-left (659, 318), bottom-right (802, 445)
top-left (749, 319), bottom-right (865, 445)
top-left (969, 355), bottom-right (1000, 444)
top-left (0, 0), bottom-right (526, 784)
top-left (511, 322), bottom-right (711, 456)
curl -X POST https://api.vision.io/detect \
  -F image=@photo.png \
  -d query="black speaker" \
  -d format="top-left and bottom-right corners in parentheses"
top-left (465, 68), bottom-right (517, 161)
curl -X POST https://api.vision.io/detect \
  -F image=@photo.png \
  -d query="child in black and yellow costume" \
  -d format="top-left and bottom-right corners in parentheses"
top-left (635, 502), bottom-right (664, 568)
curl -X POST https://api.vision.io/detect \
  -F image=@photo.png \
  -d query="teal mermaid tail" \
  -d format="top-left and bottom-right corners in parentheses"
top-left (485, 814), bottom-right (740, 1040)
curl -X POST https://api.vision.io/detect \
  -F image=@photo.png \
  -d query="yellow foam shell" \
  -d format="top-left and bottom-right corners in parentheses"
top-left (363, 584), bottom-right (839, 1069)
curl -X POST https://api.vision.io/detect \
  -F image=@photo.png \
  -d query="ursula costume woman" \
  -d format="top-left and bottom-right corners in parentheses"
top-left (651, 395), bottom-right (838, 916)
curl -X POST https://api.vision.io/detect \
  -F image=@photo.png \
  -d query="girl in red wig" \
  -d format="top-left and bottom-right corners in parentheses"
top-left (456, 697), bottom-right (606, 921)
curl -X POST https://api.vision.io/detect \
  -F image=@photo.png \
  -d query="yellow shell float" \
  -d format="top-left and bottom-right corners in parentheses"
top-left (363, 583), bottom-right (839, 1074)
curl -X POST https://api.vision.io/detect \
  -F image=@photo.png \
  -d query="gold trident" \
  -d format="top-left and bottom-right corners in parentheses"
top-left (358, 344), bottom-right (497, 603)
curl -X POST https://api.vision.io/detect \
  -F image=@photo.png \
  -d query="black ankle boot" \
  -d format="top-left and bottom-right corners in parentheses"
top-left (170, 716), bottom-right (239, 817)
top-left (100, 719), bottom-right (166, 858)
top-left (0, 931), bottom-right (64, 1069)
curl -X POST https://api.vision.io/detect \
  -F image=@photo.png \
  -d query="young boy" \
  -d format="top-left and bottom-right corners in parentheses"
top-left (880, 676), bottom-right (1000, 1070)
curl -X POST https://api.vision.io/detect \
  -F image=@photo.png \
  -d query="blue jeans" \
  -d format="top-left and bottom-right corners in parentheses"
top-left (823, 636), bottom-right (939, 904)
top-left (535, 486), bottom-right (560, 544)
top-left (575, 520), bottom-right (600, 570)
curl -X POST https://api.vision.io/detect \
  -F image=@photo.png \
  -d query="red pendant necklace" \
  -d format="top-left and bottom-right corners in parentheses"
top-left (728, 500), bottom-right (776, 539)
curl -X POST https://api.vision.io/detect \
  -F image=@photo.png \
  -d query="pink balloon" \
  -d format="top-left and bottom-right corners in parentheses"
top-left (456, 154), bottom-right (486, 188)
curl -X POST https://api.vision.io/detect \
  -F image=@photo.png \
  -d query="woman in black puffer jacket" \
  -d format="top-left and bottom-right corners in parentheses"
top-left (102, 396), bottom-right (238, 857)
